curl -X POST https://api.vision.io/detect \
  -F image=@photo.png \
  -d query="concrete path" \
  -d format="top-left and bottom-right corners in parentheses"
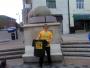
top-left (10, 63), bottom-right (90, 68)
top-left (0, 40), bottom-right (24, 50)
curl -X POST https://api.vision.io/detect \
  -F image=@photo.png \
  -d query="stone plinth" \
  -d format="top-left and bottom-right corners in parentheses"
top-left (22, 23), bottom-right (63, 63)
top-left (23, 44), bottom-right (63, 63)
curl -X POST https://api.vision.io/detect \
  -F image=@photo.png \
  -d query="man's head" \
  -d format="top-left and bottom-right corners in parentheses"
top-left (43, 24), bottom-right (48, 31)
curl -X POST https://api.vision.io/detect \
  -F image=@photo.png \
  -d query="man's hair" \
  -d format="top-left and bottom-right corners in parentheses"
top-left (43, 24), bottom-right (48, 28)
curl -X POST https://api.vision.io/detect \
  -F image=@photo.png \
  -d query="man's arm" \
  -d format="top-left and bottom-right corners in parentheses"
top-left (36, 32), bottom-right (41, 40)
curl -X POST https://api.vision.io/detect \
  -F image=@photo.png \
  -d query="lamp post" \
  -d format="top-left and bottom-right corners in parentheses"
top-left (16, 13), bottom-right (20, 39)
top-left (16, 13), bottom-right (20, 23)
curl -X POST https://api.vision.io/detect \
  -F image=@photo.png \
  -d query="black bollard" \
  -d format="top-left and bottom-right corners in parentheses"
top-left (0, 59), bottom-right (6, 68)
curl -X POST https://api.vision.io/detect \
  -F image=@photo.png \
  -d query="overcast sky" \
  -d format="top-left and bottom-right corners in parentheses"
top-left (0, 0), bottom-right (23, 23)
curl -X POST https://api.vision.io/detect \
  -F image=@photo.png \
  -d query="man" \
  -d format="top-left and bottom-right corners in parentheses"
top-left (37, 24), bottom-right (53, 68)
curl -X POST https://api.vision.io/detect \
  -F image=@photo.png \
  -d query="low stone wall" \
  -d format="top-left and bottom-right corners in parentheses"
top-left (0, 31), bottom-right (11, 42)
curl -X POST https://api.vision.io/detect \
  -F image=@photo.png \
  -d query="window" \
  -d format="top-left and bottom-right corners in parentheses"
top-left (76, 0), bottom-right (84, 9)
top-left (46, 0), bottom-right (56, 8)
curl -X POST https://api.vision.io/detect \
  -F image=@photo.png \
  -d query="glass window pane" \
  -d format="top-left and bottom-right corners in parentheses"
top-left (76, 0), bottom-right (84, 9)
top-left (46, 0), bottom-right (56, 8)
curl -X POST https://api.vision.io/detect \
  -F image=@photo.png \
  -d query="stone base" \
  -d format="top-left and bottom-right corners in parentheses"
top-left (22, 44), bottom-right (63, 63)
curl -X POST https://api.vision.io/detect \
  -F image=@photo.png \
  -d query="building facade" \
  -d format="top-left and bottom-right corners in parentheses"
top-left (22, 0), bottom-right (90, 34)
top-left (31, 0), bottom-right (69, 34)
top-left (69, 0), bottom-right (90, 33)
top-left (22, 0), bottom-right (69, 34)
top-left (22, 0), bottom-right (32, 24)
top-left (0, 15), bottom-right (16, 29)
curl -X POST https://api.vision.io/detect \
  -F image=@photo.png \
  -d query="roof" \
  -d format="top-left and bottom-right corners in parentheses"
top-left (0, 15), bottom-right (16, 20)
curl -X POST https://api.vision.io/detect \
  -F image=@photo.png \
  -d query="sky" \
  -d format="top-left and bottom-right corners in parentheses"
top-left (0, 0), bottom-right (23, 23)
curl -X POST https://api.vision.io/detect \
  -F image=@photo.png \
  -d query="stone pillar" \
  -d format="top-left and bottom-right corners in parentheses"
top-left (70, 14), bottom-right (75, 33)
top-left (70, 14), bottom-right (74, 27)
top-left (23, 23), bottom-right (62, 44)
top-left (63, 14), bottom-right (69, 34)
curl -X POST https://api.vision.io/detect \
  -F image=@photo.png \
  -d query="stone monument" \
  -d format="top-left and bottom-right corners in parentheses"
top-left (22, 6), bottom-right (63, 63)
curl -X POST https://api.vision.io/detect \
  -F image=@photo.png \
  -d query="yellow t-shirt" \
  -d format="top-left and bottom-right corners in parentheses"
top-left (38, 30), bottom-right (52, 47)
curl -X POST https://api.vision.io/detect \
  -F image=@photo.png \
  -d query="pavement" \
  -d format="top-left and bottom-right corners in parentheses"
top-left (4, 57), bottom-right (90, 68)
top-left (62, 32), bottom-right (90, 44)
top-left (0, 40), bottom-right (24, 50)
top-left (2, 58), bottom-right (90, 68)
top-left (10, 63), bottom-right (90, 68)
top-left (0, 32), bottom-right (90, 68)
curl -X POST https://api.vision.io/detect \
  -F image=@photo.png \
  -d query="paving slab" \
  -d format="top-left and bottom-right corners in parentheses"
top-left (10, 63), bottom-right (90, 68)
top-left (61, 33), bottom-right (90, 44)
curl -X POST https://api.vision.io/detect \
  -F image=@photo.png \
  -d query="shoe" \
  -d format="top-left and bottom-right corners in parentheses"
top-left (37, 64), bottom-right (43, 68)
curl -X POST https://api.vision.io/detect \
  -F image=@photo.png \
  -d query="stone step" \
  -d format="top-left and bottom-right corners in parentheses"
top-left (62, 48), bottom-right (90, 52)
top-left (0, 48), bottom-right (24, 52)
top-left (0, 54), bottom-right (22, 60)
top-left (61, 44), bottom-right (90, 58)
top-left (0, 48), bottom-right (24, 60)
top-left (0, 50), bottom-right (24, 56)
top-left (64, 56), bottom-right (90, 59)
top-left (23, 54), bottom-right (63, 63)
top-left (61, 41), bottom-right (90, 45)
top-left (61, 44), bottom-right (90, 48)
top-left (63, 52), bottom-right (90, 57)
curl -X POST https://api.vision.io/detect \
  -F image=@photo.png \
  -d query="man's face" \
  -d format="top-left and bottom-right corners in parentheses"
top-left (43, 26), bottom-right (48, 31)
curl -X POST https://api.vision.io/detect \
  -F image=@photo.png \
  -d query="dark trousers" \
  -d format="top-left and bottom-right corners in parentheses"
top-left (39, 47), bottom-right (52, 67)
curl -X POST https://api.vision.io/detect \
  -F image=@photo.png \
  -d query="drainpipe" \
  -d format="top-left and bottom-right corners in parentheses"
top-left (68, 0), bottom-right (70, 33)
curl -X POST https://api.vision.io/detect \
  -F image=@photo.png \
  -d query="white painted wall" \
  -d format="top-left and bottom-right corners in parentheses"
top-left (69, 0), bottom-right (90, 27)
top-left (31, 0), bottom-right (69, 34)
top-left (63, 15), bottom-right (69, 34)
top-left (32, 0), bottom-right (68, 15)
